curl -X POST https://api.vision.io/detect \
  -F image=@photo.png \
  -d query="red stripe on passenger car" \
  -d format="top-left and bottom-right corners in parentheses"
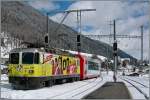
top-left (77, 53), bottom-right (84, 80)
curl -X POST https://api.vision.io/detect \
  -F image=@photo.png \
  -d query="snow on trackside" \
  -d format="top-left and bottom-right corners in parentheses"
top-left (122, 80), bottom-right (146, 99)
top-left (1, 71), bottom-right (113, 99)
top-left (1, 71), bottom-right (149, 99)
top-left (1, 74), bottom-right (8, 81)
top-left (142, 74), bottom-right (149, 78)
top-left (1, 64), bottom-right (8, 70)
top-left (118, 75), bottom-right (149, 99)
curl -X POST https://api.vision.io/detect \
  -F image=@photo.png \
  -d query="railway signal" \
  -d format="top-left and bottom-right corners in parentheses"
top-left (77, 34), bottom-right (81, 51)
top-left (44, 34), bottom-right (49, 44)
top-left (77, 34), bottom-right (80, 42)
top-left (113, 40), bottom-right (117, 56)
top-left (44, 34), bottom-right (49, 51)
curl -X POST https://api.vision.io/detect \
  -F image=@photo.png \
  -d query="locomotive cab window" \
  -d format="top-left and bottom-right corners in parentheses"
top-left (22, 52), bottom-right (39, 64)
top-left (9, 53), bottom-right (19, 64)
top-left (22, 52), bottom-right (34, 64)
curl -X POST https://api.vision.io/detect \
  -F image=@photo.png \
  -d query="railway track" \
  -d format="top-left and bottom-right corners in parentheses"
top-left (119, 76), bottom-right (149, 100)
top-left (50, 76), bottom-right (103, 99)
top-left (122, 77), bottom-right (148, 88)
top-left (71, 77), bottom-right (103, 98)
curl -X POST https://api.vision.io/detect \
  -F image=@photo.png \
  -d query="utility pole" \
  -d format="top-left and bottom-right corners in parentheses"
top-left (44, 13), bottom-right (49, 51)
top-left (106, 45), bottom-right (109, 75)
top-left (47, 13), bottom-right (49, 36)
top-left (147, 3), bottom-right (150, 99)
top-left (141, 26), bottom-right (143, 65)
top-left (113, 20), bottom-right (116, 41)
top-left (149, 22), bottom-right (150, 100)
top-left (0, 0), bottom-right (1, 66)
top-left (108, 20), bottom-right (113, 58)
top-left (113, 20), bottom-right (117, 82)
top-left (0, 33), bottom-right (1, 66)
top-left (77, 10), bottom-right (81, 52)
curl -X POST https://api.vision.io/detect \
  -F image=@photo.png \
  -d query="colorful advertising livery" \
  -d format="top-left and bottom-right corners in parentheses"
top-left (8, 48), bottom-right (100, 89)
top-left (43, 53), bottom-right (80, 75)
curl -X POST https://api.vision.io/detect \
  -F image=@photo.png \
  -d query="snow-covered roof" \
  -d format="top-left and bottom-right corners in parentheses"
top-left (121, 58), bottom-right (130, 61)
top-left (65, 50), bottom-right (107, 62)
top-left (111, 60), bottom-right (114, 63)
top-left (126, 65), bottom-right (133, 69)
top-left (10, 48), bottom-right (45, 53)
top-left (97, 55), bottom-right (107, 62)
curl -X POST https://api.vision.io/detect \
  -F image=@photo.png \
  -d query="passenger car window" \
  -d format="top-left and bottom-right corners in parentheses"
top-left (88, 61), bottom-right (99, 70)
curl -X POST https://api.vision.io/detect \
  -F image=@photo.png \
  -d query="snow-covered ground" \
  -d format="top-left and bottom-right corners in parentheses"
top-left (118, 75), bottom-right (149, 99)
top-left (1, 74), bottom-right (8, 81)
top-left (1, 71), bottom-right (149, 99)
top-left (1, 64), bottom-right (8, 70)
top-left (0, 72), bottom-right (112, 99)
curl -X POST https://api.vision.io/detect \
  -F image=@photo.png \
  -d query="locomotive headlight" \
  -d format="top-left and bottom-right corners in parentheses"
top-left (28, 70), bottom-right (34, 74)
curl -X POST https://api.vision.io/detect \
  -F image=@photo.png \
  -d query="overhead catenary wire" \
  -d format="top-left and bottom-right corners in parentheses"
top-left (46, 9), bottom-right (96, 51)
top-left (85, 25), bottom-right (144, 65)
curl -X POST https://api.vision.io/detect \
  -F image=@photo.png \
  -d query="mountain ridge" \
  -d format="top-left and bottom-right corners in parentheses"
top-left (1, 1), bottom-right (137, 63)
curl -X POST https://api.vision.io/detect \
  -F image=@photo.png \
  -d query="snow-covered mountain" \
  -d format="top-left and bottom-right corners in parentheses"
top-left (1, 32), bottom-right (27, 64)
top-left (1, 1), bottom-right (137, 64)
